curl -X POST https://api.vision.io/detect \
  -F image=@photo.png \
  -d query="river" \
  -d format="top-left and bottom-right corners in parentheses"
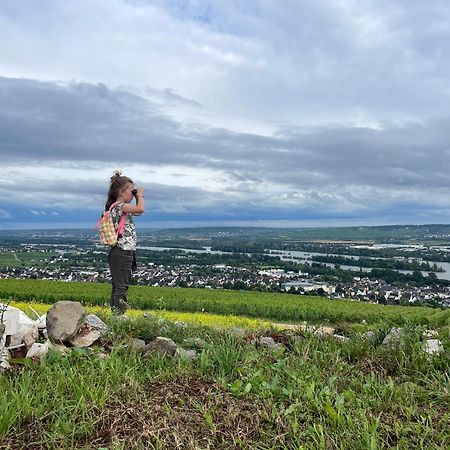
top-left (138, 245), bottom-right (450, 280)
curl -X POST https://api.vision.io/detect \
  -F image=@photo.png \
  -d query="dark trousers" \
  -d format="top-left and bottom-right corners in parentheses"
top-left (108, 246), bottom-right (136, 314)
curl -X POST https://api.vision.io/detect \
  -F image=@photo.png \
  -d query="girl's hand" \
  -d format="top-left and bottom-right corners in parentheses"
top-left (135, 187), bottom-right (145, 198)
top-left (122, 186), bottom-right (145, 215)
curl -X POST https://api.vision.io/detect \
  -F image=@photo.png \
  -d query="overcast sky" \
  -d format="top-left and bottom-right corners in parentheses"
top-left (1, 0), bottom-right (450, 229)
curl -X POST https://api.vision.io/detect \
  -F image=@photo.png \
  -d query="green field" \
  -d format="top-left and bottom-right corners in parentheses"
top-left (1, 279), bottom-right (449, 328)
top-left (0, 251), bottom-right (56, 267)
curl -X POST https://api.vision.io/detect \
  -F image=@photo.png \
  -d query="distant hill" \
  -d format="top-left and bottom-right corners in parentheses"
top-left (140, 224), bottom-right (450, 243)
top-left (2, 223), bottom-right (450, 244)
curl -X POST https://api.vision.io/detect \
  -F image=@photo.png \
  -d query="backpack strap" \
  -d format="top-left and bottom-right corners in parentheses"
top-left (110, 202), bottom-right (127, 238)
top-left (116, 212), bottom-right (127, 237)
top-left (95, 216), bottom-right (102, 230)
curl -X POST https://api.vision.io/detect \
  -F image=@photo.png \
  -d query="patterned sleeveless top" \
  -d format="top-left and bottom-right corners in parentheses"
top-left (110, 202), bottom-right (137, 251)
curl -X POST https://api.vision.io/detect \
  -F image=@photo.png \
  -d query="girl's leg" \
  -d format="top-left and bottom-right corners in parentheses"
top-left (108, 247), bottom-right (134, 314)
top-left (108, 249), bottom-right (115, 308)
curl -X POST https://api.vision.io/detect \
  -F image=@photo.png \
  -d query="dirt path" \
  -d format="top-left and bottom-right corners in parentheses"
top-left (272, 322), bottom-right (335, 335)
top-left (12, 252), bottom-right (22, 263)
top-left (271, 322), bottom-right (312, 331)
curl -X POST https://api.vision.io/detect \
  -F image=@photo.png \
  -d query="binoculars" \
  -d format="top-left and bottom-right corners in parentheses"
top-left (132, 189), bottom-right (137, 196)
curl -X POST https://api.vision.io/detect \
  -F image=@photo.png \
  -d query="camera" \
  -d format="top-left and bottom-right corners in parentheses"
top-left (132, 189), bottom-right (137, 196)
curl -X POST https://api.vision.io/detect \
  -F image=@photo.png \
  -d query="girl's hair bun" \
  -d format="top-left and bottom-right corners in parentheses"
top-left (105, 170), bottom-right (134, 210)
top-left (110, 170), bottom-right (122, 183)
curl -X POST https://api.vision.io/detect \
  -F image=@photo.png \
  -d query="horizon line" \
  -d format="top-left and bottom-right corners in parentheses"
top-left (1, 222), bottom-right (450, 232)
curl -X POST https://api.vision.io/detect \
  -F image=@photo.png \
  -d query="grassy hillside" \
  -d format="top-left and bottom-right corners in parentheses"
top-left (1, 280), bottom-right (449, 448)
top-left (1, 279), bottom-right (449, 328)
top-left (1, 310), bottom-right (449, 449)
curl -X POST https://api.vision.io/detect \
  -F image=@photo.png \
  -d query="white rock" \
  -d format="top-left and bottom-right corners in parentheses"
top-left (174, 348), bottom-right (198, 361)
top-left (26, 342), bottom-right (49, 359)
top-left (382, 328), bottom-right (404, 349)
top-left (26, 341), bottom-right (67, 359)
top-left (333, 335), bottom-right (350, 342)
top-left (0, 349), bottom-right (11, 372)
top-left (251, 336), bottom-right (284, 352)
top-left (0, 304), bottom-right (38, 348)
top-left (0, 326), bottom-right (8, 371)
top-left (259, 336), bottom-right (277, 348)
top-left (68, 314), bottom-right (109, 348)
top-left (143, 337), bottom-right (178, 357)
top-left (69, 327), bottom-right (102, 348)
top-left (84, 314), bottom-right (109, 334)
top-left (315, 326), bottom-right (335, 337)
top-left (424, 339), bottom-right (443, 355)
top-left (364, 331), bottom-right (377, 342)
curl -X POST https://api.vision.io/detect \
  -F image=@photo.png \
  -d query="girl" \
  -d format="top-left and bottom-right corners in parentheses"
top-left (105, 170), bottom-right (145, 314)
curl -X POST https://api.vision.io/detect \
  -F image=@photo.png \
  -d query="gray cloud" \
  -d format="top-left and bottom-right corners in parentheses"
top-left (2, 76), bottom-right (450, 196)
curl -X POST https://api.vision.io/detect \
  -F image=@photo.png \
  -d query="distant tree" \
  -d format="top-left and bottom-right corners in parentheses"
top-left (316, 287), bottom-right (326, 296)
top-left (412, 270), bottom-right (423, 281)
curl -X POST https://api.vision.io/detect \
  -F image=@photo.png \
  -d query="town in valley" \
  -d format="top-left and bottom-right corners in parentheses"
top-left (1, 224), bottom-right (450, 308)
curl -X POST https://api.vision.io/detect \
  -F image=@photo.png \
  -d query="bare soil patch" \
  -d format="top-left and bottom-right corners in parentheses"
top-left (5, 376), bottom-right (289, 450)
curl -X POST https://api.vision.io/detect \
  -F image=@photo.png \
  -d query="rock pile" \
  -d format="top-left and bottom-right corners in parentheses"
top-left (251, 324), bottom-right (445, 357)
top-left (0, 301), bottom-right (110, 371)
top-left (379, 326), bottom-right (445, 355)
top-left (0, 301), bottom-right (199, 372)
top-left (141, 336), bottom-right (198, 361)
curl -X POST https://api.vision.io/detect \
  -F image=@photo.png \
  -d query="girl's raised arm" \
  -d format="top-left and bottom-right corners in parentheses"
top-left (122, 187), bottom-right (145, 215)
